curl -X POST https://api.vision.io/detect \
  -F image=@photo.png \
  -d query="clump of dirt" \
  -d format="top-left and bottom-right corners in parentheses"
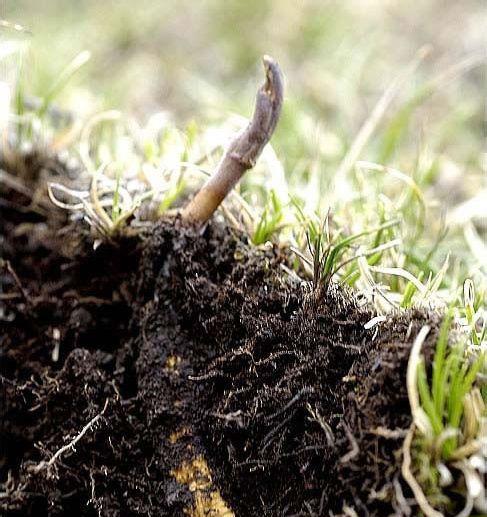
top-left (145, 226), bottom-right (438, 515)
top-left (1, 150), bottom-right (440, 516)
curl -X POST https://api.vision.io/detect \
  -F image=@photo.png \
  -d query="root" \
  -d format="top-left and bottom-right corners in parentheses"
top-left (1, 259), bottom-right (30, 303)
top-left (29, 399), bottom-right (109, 474)
top-left (401, 325), bottom-right (445, 516)
top-left (406, 325), bottom-right (431, 435)
top-left (401, 425), bottom-right (443, 517)
top-left (340, 423), bottom-right (359, 464)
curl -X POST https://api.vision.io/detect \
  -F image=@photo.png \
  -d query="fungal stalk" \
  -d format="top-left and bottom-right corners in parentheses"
top-left (182, 55), bottom-right (284, 225)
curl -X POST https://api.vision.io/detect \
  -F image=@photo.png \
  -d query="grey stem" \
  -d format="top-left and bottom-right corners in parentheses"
top-left (182, 55), bottom-right (284, 225)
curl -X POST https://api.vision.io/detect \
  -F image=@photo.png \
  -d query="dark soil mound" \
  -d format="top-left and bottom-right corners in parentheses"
top-left (141, 226), bottom-right (437, 516)
top-left (1, 151), bottom-right (439, 516)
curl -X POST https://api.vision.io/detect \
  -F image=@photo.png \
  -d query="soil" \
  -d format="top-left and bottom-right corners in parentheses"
top-left (1, 150), bottom-right (440, 516)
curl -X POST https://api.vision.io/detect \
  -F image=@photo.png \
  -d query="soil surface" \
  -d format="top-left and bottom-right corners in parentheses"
top-left (1, 150), bottom-right (440, 516)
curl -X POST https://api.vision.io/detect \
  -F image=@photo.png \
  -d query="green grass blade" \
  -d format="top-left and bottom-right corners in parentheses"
top-left (417, 359), bottom-right (443, 436)
top-left (432, 308), bottom-right (454, 415)
top-left (38, 50), bottom-right (91, 118)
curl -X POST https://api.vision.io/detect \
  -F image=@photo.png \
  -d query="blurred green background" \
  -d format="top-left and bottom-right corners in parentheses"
top-left (5, 0), bottom-right (484, 156)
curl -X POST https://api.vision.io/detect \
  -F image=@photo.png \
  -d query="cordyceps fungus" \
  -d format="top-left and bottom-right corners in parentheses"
top-left (181, 55), bottom-right (284, 225)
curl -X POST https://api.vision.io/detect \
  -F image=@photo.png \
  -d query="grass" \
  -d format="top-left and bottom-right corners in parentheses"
top-left (416, 308), bottom-right (484, 456)
top-left (411, 307), bottom-right (485, 513)
top-left (291, 207), bottom-right (401, 295)
top-left (36, 50), bottom-right (91, 120)
top-left (251, 189), bottom-right (285, 245)
top-left (1, 1), bottom-right (486, 513)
